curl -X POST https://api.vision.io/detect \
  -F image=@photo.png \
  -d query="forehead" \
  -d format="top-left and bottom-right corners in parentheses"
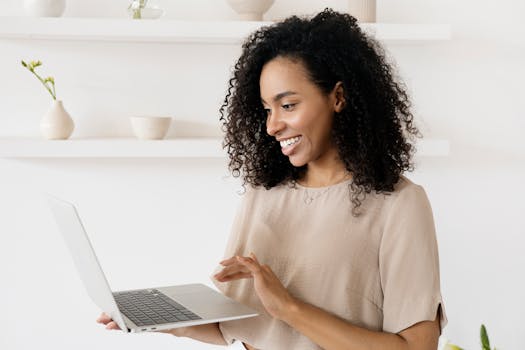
top-left (259, 57), bottom-right (313, 99)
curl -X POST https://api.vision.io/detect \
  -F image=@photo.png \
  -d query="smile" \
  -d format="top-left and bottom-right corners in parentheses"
top-left (279, 136), bottom-right (301, 148)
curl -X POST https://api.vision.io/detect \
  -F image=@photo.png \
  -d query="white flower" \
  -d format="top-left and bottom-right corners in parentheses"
top-left (438, 337), bottom-right (464, 350)
top-left (129, 1), bottom-right (140, 10)
top-left (129, 0), bottom-right (147, 9)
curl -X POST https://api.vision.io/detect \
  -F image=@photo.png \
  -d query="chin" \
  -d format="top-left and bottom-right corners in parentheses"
top-left (288, 156), bottom-right (308, 168)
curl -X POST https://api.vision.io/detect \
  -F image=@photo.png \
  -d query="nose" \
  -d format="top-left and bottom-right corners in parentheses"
top-left (266, 111), bottom-right (285, 137)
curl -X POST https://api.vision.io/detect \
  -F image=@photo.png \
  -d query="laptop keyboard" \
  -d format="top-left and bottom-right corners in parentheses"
top-left (113, 289), bottom-right (201, 327)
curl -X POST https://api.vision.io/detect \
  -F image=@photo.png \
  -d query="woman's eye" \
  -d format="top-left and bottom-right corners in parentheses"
top-left (282, 103), bottom-right (296, 111)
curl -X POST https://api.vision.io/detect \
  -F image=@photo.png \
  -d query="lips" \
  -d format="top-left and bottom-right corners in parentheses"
top-left (280, 136), bottom-right (302, 156)
top-left (279, 136), bottom-right (301, 148)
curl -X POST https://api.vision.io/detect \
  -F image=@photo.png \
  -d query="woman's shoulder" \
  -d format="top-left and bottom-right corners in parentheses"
top-left (393, 175), bottom-right (427, 197)
top-left (364, 175), bottom-right (428, 213)
top-left (392, 175), bottom-right (423, 194)
top-left (382, 175), bottom-right (431, 213)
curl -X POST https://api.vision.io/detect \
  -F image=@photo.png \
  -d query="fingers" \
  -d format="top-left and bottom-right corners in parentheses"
top-left (250, 253), bottom-right (273, 273)
top-left (215, 271), bottom-right (252, 282)
top-left (105, 321), bottom-right (121, 330)
top-left (250, 252), bottom-right (260, 265)
top-left (96, 312), bottom-right (121, 330)
top-left (215, 253), bottom-right (263, 281)
top-left (219, 256), bottom-right (238, 266)
top-left (96, 312), bottom-right (112, 324)
top-left (215, 263), bottom-right (248, 277)
top-left (220, 252), bottom-right (260, 266)
top-left (236, 255), bottom-right (262, 275)
top-left (214, 263), bottom-right (251, 282)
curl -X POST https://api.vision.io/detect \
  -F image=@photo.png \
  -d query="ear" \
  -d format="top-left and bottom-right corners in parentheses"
top-left (332, 81), bottom-right (346, 113)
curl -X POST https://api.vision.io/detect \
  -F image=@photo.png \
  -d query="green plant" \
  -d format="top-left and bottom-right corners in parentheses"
top-left (21, 60), bottom-right (56, 100)
top-left (129, 0), bottom-right (148, 19)
top-left (444, 324), bottom-right (498, 350)
top-left (480, 324), bottom-right (497, 350)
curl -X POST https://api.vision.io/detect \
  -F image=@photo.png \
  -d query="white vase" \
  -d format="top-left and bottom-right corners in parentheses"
top-left (348, 0), bottom-right (376, 22)
top-left (24, 0), bottom-right (66, 17)
top-left (40, 100), bottom-right (74, 140)
top-left (226, 0), bottom-right (275, 21)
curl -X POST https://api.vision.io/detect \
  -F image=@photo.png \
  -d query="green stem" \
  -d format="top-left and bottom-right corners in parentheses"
top-left (51, 82), bottom-right (56, 100)
top-left (132, 0), bottom-right (148, 19)
top-left (29, 69), bottom-right (56, 100)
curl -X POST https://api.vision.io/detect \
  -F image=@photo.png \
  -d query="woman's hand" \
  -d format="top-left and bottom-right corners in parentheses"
top-left (96, 312), bottom-right (121, 330)
top-left (214, 253), bottom-right (297, 320)
top-left (96, 313), bottom-right (184, 336)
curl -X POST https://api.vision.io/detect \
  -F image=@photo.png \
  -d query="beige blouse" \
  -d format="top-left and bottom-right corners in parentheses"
top-left (212, 175), bottom-right (447, 349)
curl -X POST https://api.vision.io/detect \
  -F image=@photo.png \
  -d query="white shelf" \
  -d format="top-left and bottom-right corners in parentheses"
top-left (0, 18), bottom-right (451, 43)
top-left (0, 137), bottom-right (224, 158)
top-left (0, 137), bottom-right (449, 158)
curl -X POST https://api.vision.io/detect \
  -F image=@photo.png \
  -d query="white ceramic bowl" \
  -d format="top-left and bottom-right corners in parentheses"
top-left (226, 0), bottom-right (275, 21)
top-left (24, 0), bottom-right (66, 17)
top-left (130, 116), bottom-right (172, 140)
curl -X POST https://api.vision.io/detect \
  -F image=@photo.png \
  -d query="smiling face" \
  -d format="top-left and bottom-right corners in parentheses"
top-left (260, 56), bottom-right (345, 169)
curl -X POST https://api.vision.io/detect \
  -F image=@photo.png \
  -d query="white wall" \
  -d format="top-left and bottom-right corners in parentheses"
top-left (1, 1), bottom-right (524, 349)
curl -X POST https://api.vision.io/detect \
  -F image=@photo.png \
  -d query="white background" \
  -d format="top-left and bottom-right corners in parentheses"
top-left (1, 0), bottom-right (524, 349)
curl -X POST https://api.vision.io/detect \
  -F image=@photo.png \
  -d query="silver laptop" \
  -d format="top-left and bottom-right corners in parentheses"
top-left (47, 195), bottom-right (258, 333)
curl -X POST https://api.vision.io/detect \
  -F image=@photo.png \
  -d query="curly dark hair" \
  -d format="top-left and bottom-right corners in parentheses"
top-left (219, 8), bottom-right (421, 215)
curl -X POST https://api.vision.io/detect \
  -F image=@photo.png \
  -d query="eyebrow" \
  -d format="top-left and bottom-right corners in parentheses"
top-left (261, 91), bottom-right (298, 104)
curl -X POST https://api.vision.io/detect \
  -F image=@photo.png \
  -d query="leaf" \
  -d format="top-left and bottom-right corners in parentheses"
top-left (21, 60), bottom-right (27, 67)
top-left (480, 324), bottom-right (491, 350)
top-left (443, 343), bottom-right (464, 350)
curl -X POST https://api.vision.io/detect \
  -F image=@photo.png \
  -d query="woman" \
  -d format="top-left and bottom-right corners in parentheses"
top-left (99, 9), bottom-right (447, 349)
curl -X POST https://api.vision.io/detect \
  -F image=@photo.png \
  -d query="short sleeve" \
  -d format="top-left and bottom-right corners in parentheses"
top-left (379, 184), bottom-right (447, 334)
top-left (210, 188), bottom-right (253, 345)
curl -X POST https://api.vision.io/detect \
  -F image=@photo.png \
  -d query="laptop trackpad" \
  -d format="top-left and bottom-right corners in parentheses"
top-left (157, 284), bottom-right (257, 320)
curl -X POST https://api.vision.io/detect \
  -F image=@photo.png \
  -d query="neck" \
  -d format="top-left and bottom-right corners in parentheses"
top-left (298, 156), bottom-right (351, 188)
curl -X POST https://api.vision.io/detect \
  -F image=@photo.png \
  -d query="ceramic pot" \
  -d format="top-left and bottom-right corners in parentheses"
top-left (348, 0), bottom-right (376, 22)
top-left (40, 100), bottom-right (74, 140)
top-left (130, 116), bottom-right (172, 140)
top-left (24, 0), bottom-right (66, 17)
top-left (226, 0), bottom-right (275, 21)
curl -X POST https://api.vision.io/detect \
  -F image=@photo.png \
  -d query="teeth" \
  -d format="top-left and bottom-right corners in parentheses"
top-left (280, 136), bottom-right (301, 148)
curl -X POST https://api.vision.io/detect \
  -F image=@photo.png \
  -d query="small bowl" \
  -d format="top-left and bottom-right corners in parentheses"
top-left (226, 0), bottom-right (275, 21)
top-left (130, 116), bottom-right (172, 140)
top-left (24, 0), bottom-right (66, 17)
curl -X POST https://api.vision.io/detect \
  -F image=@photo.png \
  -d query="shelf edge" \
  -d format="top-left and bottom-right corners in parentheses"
top-left (0, 138), bottom-right (449, 158)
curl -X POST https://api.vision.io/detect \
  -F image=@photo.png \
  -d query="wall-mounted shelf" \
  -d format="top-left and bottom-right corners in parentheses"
top-left (0, 17), bottom-right (451, 44)
top-left (0, 137), bottom-right (224, 158)
top-left (0, 137), bottom-right (449, 158)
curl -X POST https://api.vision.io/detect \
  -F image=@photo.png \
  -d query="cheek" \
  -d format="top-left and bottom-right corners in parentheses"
top-left (307, 114), bottom-right (333, 145)
top-left (289, 111), bottom-right (317, 134)
top-left (287, 104), bottom-right (333, 143)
